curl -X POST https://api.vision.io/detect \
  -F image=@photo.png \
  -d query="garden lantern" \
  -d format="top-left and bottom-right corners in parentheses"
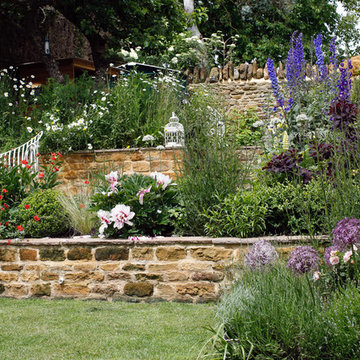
top-left (164, 112), bottom-right (184, 148)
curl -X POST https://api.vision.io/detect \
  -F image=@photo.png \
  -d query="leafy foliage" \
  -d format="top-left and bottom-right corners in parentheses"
top-left (15, 189), bottom-right (70, 238)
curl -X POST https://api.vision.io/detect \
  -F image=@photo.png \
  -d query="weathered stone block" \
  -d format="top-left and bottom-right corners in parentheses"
top-left (132, 161), bottom-right (150, 172)
top-left (95, 247), bottom-right (129, 261)
top-left (155, 284), bottom-right (175, 298)
top-left (90, 272), bottom-right (104, 282)
top-left (39, 248), bottom-right (65, 261)
top-left (156, 247), bottom-right (186, 261)
top-left (65, 272), bottom-right (90, 281)
top-left (31, 283), bottom-right (51, 297)
top-left (100, 263), bottom-right (120, 271)
top-left (122, 263), bottom-right (146, 271)
top-left (107, 272), bottom-right (132, 281)
top-left (130, 152), bottom-right (145, 161)
top-left (135, 273), bottom-right (162, 281)
top-left (41, 271), bottom-right (59, 281)
top-left (124, 282), bottom-right (153, 297)
top-left (167, 272), bottom-right (188, 281)
top-left (0, 248), bottom-right (17, 262)
top-left (256, 68), bottom-right (264, 79)
top-left (6, 283), bottom-right (27, 297)
top-left (190, 247), bottom-right (233, 261)
top-left (131, 247), bottom-right (154, 260)
top-left (21, 272), bottom-right (40, 281)
top-left (54, 283), bottom-right (90, 296)
top-left (73, 263), bottom-right (97, 272)
top-left (148, 263), bottom-right (178, 272)
top-left (1, 264), bottom-right (23, 271)
top-left (191, 271), bottom-right (224, 282)
top-left (209, 67), bottom-right (219, 83)
top-left (0, 273), bottom-right (18, 282)
top-left (92, 284), bottom-right (119, 296)
top-left (67, 247), bottom-right (92, 260)
top-left (179, 261), bottom-right (212, 271)
top-left (176, 283), bottom-right (215, 297)
top-left (20, 248), bottom-right (37, 261)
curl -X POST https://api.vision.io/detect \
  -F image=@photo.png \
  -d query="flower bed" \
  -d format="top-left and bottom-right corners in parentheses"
top-left (0, 236), bottom-right (324, 302)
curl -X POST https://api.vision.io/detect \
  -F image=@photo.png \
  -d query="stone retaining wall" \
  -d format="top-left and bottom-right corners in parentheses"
top-left (0, 236), bottom-right (324, 302)
top-left (53, 146), bottom-right (261, 195)
top-left (55, 148), bottom-right (183, 195)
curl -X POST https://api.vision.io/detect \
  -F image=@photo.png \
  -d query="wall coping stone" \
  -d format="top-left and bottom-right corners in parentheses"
top-left (0, 235), bottom-right (328, 247)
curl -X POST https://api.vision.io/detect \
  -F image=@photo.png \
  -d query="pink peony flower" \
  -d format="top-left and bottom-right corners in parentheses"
top-left (105, 171), bottom-right (119, 191)
top-left (110, 204), bottom-right (135, 230)
top-left (137, 185), bottom-right (152, 205)
top-left (150, 171), bottom-right (172, 190)
top-left (97, 209), bottom-right (111, 237)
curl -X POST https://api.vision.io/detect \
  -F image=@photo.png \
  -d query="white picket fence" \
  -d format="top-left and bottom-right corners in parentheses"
top-left (0, 132), bottom-right (43, 172)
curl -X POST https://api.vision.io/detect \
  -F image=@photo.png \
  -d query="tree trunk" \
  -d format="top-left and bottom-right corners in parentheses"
top-left (88, 33), bottom-right (108, 84)
top-left (183, 0), bottom-right (201, 37)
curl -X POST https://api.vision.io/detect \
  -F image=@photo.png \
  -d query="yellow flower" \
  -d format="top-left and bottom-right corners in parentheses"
top-left (126, 145), bottom-right (130, 149)
top-left (56, 109), bottom-right (59, 112)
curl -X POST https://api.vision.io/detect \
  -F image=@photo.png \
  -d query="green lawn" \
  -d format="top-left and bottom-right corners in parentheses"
top-left (0, 299), bottom-right (215, 360)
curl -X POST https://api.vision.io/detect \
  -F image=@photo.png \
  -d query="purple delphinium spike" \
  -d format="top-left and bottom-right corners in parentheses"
top-left (244, 240), bottom-right (279, 271)
top-left (314, 34), bottom-right (327, 79)
top-left (267, 58), bottom-right (284, 108)
top-left (329, 36), bottom-right (337, 68)
top-left (337, 61), bottom-right (352, 101)
top-left (287, 246), bottom-right (321, 274)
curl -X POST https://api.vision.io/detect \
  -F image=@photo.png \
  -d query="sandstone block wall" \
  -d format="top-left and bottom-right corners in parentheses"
top-left (0, 236), bottom-right (316, 302)
top-left (54, 148), bottom-right (183, 195)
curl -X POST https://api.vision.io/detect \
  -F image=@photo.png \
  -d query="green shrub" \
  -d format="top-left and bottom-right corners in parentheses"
top-left (226, 109), bottom-right (262, 146)
top-left (204, 191), bottom-right (268, 237)
top-left (203, 179), bottom-right (329, 237)
top-left (16, 189), bottom-right (70, 237)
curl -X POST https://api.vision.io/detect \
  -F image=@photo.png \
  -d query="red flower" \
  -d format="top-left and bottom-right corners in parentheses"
top-left (1, 208), bottom-right (5, 211)
top-left (2, 189), bottom-right (8, 193)
top-left (38, 173), bottom-right (45, 179)
top-left (51, 152), bottom-right (56, 156)
top-left (0, 195), bottom-right (3, 200)
top-left (51, 156), bottom-right (56, 161)
top-left (36, 153), bottom-right (40, 157)
top-left (24, 204), bottom-right (30, 209)
top-left (84, 180), bottom-right (90, 184)
top-left (21, 159), bottom-right (28, 165)
top-left (3, 204), bottom-right (9, 209)
top-left (5, 221), bottom-right (9, 226)
top-left (7, 239), bottom-right (11, 245)
top-left (57, 152), bottom-right (62, 157)
top-left (51, 162), bottom-right (54, 165)
top-left (80, 203), bottom-right (85, 209)
top-left (34, 215), bottom-right (40, 222)
top-left (26, 165), bottom-right (31, 169)
top-left (54, 167), bottom-right (59, 172)
top-left (17, 225), bottom-right (23, 232)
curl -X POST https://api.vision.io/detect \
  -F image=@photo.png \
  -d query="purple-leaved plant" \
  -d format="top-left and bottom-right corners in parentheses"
top-left (287, 246), bottom-right (321, 274)
top-left (244, 240), bottom-right (279, 271)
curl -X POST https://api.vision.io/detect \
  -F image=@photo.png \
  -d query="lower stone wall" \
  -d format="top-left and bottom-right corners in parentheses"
top-left (0, 236), bottom-right (321, 302)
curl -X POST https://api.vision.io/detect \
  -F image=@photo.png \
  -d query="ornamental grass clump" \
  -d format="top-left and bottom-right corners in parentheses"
top-left (244, 240), bottom-right (278, 271)
top-left (287, 246), bottom-right (321, 274)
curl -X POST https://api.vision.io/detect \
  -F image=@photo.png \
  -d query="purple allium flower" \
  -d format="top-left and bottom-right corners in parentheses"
top-left (314, 34), bottom-right (327, 79)
top-left (267, 58), bottom-right (284, 108)
top-left (332, 217), bottom-right (360, 249)
top-left (287, 246), bottom-right (321, 274)
top-left (324, 245), bottom-right (342, 267)
top-left (244, 240), bottom-right (279, 271)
